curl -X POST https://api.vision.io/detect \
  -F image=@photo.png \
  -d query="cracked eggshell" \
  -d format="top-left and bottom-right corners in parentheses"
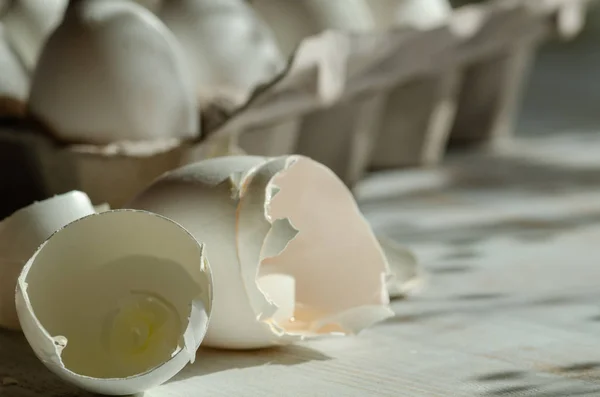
top-left (1, 0), bottom-right (68, 71)
top-left (129, 156), bottom-right (281, 349)
top-left (130, 155), bottom-right (393, 350)
top-left (16, 210), bottom-right (212, 396)
top-left (0, 22), bottom-right (29, 118)
top-left (29, 0), bottom-right (199, 145)
top-left (0, 191), bottom-right (96, 330)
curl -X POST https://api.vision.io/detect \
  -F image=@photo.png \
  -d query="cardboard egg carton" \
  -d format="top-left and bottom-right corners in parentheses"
top-left (208, 0), bottom-right (592, 175)
top-left (0, 0), bottom-right (592, 217)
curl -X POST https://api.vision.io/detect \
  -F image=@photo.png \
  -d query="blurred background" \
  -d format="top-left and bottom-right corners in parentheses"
top-left (1, 0), bottom-right (598, 218)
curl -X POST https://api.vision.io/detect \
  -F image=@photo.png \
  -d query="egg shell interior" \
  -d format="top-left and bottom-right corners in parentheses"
top-left (242, 156), bottom-right (393, 334)
top-left (16, 210), bottom-right (212, 395)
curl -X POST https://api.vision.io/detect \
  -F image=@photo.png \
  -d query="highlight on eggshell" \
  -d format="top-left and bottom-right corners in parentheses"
top-left (16, 210), bottom-right (213, 396)
top-left (0, 22), bottom-right (29, 118)
top-left (1, 0), bottom-right (68, 71)
top-left (0, 191), bottom-right (96, 330)
top-left (129, 155), bottom-right (394, 350)
top-left (28, 0), bottom-right (199, 145)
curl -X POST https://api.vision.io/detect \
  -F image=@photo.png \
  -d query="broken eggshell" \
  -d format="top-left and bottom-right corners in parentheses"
top-left (129, 155), bottom-right (393, 350)
top-left (16, 210), bottom-right (212, 395)
top-left (28, 0), bottom-right (199, 145)
top-left (0, 191), bottom-right (96, 330)
top-left (377, 235), bottom-right (423, 299)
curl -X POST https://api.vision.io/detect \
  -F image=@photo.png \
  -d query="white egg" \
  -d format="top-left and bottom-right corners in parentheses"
top-left (1, 0), bottom-right (68, 71)
top-left (16, 210), bottom-right (212, 395)
top-left (0, 22), bottom-right (29, 118)
top-left (160, 0), bottom-right (284, 104)
top-left (159, 0), bottom-right (298, 157)
top-left (129, 155), bottom-right (393, 350)
top-left (28, 0), bottom-right (199, 145)
top-left (0, 191), bottom-right (96, 330)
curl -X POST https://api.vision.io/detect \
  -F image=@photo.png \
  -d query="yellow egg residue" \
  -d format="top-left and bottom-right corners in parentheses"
top-left (102, 292), bottom-right (182, 378)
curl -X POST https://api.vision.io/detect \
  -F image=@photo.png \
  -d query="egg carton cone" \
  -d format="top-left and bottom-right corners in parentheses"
top-left (201, 0), bottom-right (593, 180)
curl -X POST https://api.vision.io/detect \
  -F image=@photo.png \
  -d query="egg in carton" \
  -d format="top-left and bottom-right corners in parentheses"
top-left (0, 0), bottom-right (204, 213)
top-left (158, 0), bottom-right (300, 158)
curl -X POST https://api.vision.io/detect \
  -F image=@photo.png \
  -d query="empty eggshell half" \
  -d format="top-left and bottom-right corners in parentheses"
top-left (130, 155), bottom-right (393, 350)
top-left (0, 191), bottom-right (96, 330)
top-left (16, 210), bottom-right (212, 395)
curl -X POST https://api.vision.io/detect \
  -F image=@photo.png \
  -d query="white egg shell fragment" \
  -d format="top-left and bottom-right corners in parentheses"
top-left (159, 0), bottom-right (285, 104)
top-left (0, 191), bottom-right (95, 330)
top-left (377, 235), bottom-right (423, 299)
top-left (130, 155), bottom-right (393, 350)
top-left (1, 0), bottom-right (67, 71)
top-left (28, 0), bottom-right (199, 145)
top-left (0, 22), bottom-right (29, 117)
top-left (16, 210), bottom-right (212, 396)
top-left (367, 0), bottom-right (453, 30)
